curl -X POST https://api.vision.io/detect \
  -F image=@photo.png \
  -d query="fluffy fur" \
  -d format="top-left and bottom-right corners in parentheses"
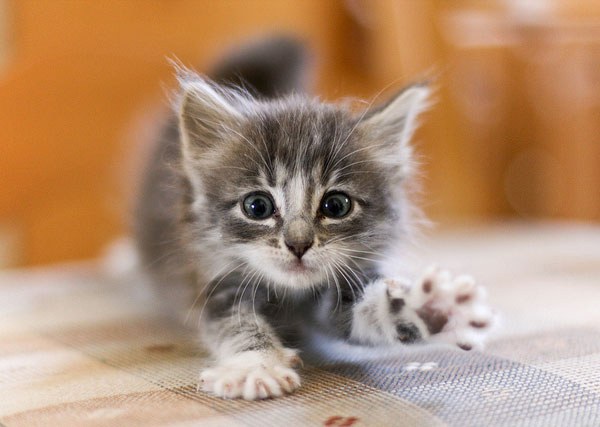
top-left (134, 37), bottom-right (494, 400)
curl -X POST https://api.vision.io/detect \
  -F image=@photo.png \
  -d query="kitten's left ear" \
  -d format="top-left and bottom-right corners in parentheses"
top-left (359, 84), bottom-right (431, 175)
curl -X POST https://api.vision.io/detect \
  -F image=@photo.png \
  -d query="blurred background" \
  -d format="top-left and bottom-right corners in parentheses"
top-left (1, 0), bottom-right (599, 268)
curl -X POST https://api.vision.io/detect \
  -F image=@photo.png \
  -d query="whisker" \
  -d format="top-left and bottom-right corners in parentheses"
top-left (335, 246), bottom-right (384, 257)
top-left (345, 254), bottom-right (380, 263)
top-left (330, 259), bottom-right (356, 303)
top-left (324, 262), bottom-right (342, 313)
top-left (325, 100), bottom-right (373, 175)
top-left (324, 231), bottom-right (389, 247)
top-left (341, 261), bottom-right (368, 293)
top-left (196, 260), bottom-right (246, 327)
top-left (251, 271), bottom-right (265, 326)
top-left (329, 141), bottom-right (390, 172)
top-left (237, 268), bottom-right (259, 326)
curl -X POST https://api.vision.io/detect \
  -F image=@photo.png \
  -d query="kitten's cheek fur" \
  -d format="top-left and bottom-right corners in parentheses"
top-left (199, 349), bottom-right (302, 400)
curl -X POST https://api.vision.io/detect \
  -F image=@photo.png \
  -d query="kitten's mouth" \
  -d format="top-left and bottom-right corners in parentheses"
top-left (269, 259), bottom-right (323, 289)
top-left (285, 260), bottom-right (313, 274)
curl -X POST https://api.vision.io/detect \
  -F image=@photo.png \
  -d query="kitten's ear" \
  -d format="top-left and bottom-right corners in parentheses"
top-left (360, 84), bottom-right (431, 175)
top-left (175, 70), bottom-right (246, 161)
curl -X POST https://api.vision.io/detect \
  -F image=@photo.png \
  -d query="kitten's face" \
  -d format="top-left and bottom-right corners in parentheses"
top-left (196, 105), bottom-right (395, 290)
top-left (178, 77), bottom-right (428, 291)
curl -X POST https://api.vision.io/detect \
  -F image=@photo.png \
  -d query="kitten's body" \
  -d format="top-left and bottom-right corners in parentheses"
top-left (135, 37), bottom-right (493, 400)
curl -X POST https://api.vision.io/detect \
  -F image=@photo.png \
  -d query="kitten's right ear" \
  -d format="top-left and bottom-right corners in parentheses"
top-left (175, 70), bottom-right (245, 162)
top-left (357, 84), bottom-right (431, 178)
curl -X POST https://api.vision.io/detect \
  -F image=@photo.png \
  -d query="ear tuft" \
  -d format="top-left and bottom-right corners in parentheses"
top-left (173, 65), bottom-right (248, 162)
top-left (359, 84), bottom-right (432, 176)
top-left (364, 84), bottom-right (431, 148)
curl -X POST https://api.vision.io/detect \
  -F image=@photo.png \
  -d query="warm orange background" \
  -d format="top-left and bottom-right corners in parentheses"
top-left (2, 0), bottom-right (599, 266)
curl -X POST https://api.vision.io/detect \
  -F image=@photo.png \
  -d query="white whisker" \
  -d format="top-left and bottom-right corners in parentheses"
top-left (251, 271), bottom-right (265, 326)
top-left (196, 259), bottom-right (246, 327)
top-left (237, 268), bottom-right (259, 326)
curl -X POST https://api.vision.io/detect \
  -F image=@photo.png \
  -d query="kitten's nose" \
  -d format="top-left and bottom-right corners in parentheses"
top-left (283, 217), bottom-right (314, 260)
top-left (285, 240), bottom-right (313, 259)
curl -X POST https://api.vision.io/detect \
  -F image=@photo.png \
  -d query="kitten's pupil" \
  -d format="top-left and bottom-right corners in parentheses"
top-left (321, 192), bottom-right (352, 218)
top-left (242, 193), bottom-right (275, 220)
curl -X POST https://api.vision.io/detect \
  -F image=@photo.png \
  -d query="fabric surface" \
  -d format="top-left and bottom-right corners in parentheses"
top-left (1, 223), bottom-right (599, 426)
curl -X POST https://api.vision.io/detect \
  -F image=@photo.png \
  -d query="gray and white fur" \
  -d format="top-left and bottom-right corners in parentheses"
top-left (134, 37), bottom-right (494, 400)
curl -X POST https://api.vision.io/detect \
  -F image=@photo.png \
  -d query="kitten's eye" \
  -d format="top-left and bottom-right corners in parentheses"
top-left (242, 192), bottom-right (275, 220)
top-left (320, 192), bottom-right (352, 218)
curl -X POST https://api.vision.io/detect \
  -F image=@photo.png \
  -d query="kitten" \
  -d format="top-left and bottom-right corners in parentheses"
top-left (134, 37), bottom-right (494, 400)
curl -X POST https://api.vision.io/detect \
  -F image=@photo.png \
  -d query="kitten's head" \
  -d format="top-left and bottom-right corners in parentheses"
top-left (176, 72), bottom-right (429, 291)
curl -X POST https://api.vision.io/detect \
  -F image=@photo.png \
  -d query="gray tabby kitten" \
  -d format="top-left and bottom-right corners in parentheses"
top-left (135, 37), bottom-right (493, 400)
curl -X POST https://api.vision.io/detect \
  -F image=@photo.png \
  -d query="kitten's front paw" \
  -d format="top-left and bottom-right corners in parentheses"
top-left (410, 265), bottom-right (495, 350)
top-left (199, 349), bottom-right (301, 400)
top-left (351, 277), bottom-right (429, 345)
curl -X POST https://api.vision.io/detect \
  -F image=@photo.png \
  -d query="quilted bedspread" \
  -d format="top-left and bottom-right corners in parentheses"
top-left (1, 223), bottom-right (599, 426)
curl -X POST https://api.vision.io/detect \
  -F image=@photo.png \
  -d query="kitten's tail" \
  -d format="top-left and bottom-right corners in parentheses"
top-left (210, 35), bottom-right (311, 99)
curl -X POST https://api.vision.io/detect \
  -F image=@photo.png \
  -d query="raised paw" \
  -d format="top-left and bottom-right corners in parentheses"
top-left (350, 277), bottom-right (429, 346)
top-left (384, 278), bottom-right (428, 344)
top-left (411, 265), bottom-right (495, 350)
top-left (199, 349), bottom-right (301, 400)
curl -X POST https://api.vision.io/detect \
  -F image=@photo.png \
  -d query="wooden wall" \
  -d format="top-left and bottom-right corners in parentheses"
top-left (1, 0), bottom-right (599, 266)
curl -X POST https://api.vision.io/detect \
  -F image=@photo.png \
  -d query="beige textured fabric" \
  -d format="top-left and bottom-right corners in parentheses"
top-left (1, 224), bottom-right (599, 426)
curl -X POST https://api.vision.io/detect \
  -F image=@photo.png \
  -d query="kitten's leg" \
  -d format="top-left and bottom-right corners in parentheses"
top-left (349, 266), bottom-right (495, 350)
top-left (199, 297), bottom-right (301, 400)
